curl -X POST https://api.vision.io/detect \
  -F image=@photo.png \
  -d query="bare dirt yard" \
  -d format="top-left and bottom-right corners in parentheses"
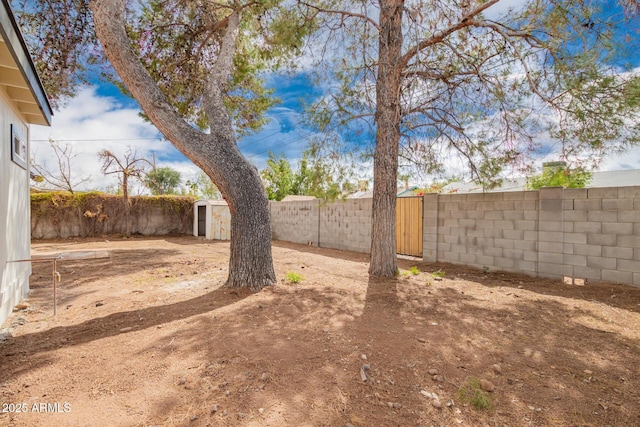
top-left (1, 236), bottom-right (640, 427)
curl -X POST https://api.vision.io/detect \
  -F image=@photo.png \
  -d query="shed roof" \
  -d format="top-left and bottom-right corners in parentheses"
top-left (0, 0), bottom-right (52, 126)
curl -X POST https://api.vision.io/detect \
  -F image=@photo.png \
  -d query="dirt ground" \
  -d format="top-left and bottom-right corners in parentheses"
top-left (1, 236), bottom-right (639, 427)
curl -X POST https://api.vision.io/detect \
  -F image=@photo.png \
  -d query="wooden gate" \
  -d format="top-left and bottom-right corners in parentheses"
top-left (396, 197), bottom-right (423, 257)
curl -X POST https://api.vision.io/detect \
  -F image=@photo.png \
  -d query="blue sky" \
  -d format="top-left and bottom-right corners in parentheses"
top-left (28, 0), bottom-right (640, 193)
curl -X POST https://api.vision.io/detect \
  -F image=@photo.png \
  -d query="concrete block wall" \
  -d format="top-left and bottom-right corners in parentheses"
top-left (319, 198), bottom-right (372, 253)
top-left (269, 200), bottom-right (320, 245)
top-left (562, 187), bottom-right (640, 285)
top-left (424, 190), bottom-right (541, 275)
top-left (270, 186), bottom-right (640, 286)
top-left (270, 198), bottom-right (372, 253)
top-left (423, 186), bottom-right (640, 286)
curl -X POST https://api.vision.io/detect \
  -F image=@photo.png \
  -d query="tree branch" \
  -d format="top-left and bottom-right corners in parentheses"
top-left (400, 0), bottom-right (500, 69)
top-left (89, 0), bottom-right (202, 148)
top-left (299, 1), bottom-right (381, 32)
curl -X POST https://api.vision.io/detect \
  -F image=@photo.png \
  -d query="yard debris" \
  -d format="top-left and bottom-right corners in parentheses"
top-left (421, 389), bottom-right (442, 408)
top-left (420, 390), bottom-right (439, 400)
top-left (417, 337), bottom-right (426, 343)
top-left (360, 364), bottom-right (371, 382)
top-left (492, 364), bottom-right (502, 374)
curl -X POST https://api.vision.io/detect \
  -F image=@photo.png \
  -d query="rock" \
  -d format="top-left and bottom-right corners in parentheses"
top-left (119, 327), bottom-right (133, 333)
top-left (480, 379), bottom-right (495, 392)
top-left (258, 408), bottom-right (264, 414)
top-left (178, 377), bottom-right (186, 385)
top-left (346, 424), bottom-right (355, 427)
top-left (14, 303), bottom-right (30, 310)
top-left (417, 338), bottom-right (426, 343)
top-left (420, 390), bottom-right (439, 400)
top-left (583, 369), bottom-right (593, 375)
top-left (428, 368), bottom-right (439, 375)
top-left (387, 402), bottom-right (394, 408)
top-left (361, 354), bottom-right (367, 360)
top-left (492, 364), bottom-right (502, 374)
top-left (393, 402), bottom-right (402, 409)
top-left (189, 416), bottom-right (198, 422)
top-left (432, 400), bottom-right (442, 408)
top-left (95, 302), bottom-right (105, 307)
top-left (432, 375), bottom-right (444, 382)
top-left (237, 413), bottom-right (245, 420)
top-left (211, 404), bottom-right (218, 414)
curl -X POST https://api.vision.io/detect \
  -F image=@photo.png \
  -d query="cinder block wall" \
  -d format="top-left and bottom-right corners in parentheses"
top-left (319, 198), bottom-right (372, 252)
top-left (424, 186), bottom-right (640, 286)
top-left (269, 200), bottom-right (320, 245)
top-left (270, 199), bottom-right (372, 253)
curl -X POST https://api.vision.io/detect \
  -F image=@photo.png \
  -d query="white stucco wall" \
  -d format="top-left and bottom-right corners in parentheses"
top-left (0, 86), bottom-right (31, 325)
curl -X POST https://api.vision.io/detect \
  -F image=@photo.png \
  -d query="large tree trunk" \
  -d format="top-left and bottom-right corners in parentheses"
top-left (369, 0), bottom-right (404, 277)
top-left (90, 0), bottom-right (276, 290)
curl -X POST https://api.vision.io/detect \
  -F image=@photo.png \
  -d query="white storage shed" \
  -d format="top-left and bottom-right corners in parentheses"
top-left (193, 199), bottom-right (231, 240)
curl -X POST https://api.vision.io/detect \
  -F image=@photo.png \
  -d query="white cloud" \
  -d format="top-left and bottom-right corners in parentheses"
top-left (482, 0), bottom-right (528, 20)
top-left (29, 87), bottom-right (201, 194)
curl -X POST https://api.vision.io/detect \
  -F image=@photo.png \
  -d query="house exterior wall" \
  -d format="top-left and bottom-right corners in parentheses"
top-left (0, 87), bottom-right (31, 325)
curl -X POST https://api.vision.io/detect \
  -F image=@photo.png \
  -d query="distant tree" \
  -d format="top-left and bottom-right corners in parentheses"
top-left (527, 162), bottom-right (592, 189)
top-left (145, 166), bottom-right (181, 195)
top-left (31, 139), bottom-right (91, 193)
top-left (260, 147), bottom-right (355, 201)
top-left (294, 145), bottom-right (353, 201)
top-left (98, 147), bottom-right (150, 235)
top-left (185, 171), bottom-right (221, 199)
top-left (261, 152), bottom-right (295, 201)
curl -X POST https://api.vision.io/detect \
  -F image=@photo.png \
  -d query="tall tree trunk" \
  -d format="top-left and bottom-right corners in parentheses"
top-left (369, 0), bottom-right (404, 277)
top-left (90, 0), bottom-right (276, 291)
